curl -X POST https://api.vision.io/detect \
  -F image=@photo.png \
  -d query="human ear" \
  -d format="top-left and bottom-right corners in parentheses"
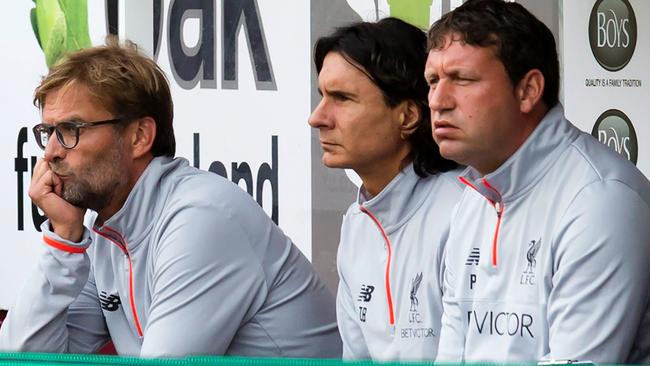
top-left (399, 100), bottom-right (421, 140)
top-left (130, 117), bottom-right (156, 159)
top-left (516, 69), bottom-right (545, 114)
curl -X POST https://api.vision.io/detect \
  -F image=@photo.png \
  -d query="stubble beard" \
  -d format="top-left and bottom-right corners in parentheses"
top-left (50, 143), bottom-right (126, 212)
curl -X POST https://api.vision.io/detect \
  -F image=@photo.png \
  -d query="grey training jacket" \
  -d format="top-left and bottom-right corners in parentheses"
top-left (0, 157), bottom-right (342, 358)
top-left (337, 164), bottom-right (463, 361)
top-left (436, 105), bottom-right (650, 364)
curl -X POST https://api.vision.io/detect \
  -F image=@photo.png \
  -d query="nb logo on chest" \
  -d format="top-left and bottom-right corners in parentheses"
top-left (99, 291), bottom-right (122, 312)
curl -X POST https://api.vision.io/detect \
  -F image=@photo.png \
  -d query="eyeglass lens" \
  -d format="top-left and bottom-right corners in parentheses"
top-left (33, 122), bottom-right (79, 150)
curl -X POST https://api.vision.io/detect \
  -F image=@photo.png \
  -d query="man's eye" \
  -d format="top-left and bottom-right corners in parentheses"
top-left (455, 76), bottom-right (476, 85)
top-left (331, 93), bottom-right (350, 102)
top-left (36, 125), bottom-right (52, 134)
top-left (57, 123), bottom-right (78, 135)
top-left (39, 132), bottom-right (50, 147)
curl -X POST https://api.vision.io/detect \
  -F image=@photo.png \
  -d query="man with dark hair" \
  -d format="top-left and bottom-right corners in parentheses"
top-left (309, 17), bottom-right (462, 360)
top-left (426, 0), bottom-right (650, 363)
top-left (0, 39), bottom-right (342, 358)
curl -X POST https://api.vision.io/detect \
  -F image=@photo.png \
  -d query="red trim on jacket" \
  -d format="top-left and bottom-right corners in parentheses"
top-left (459, 177), bottom-right (505, 267)
top-left (459, 176), bottom-right (478, 191)
top-left (359, 206), bottom-right (395, 327)
top-left (481, 178), bottom-right (504, 267)
top-left (43, 236), bottom-right (86, 254)
top-left (93, 227), bottom-right (144, 338)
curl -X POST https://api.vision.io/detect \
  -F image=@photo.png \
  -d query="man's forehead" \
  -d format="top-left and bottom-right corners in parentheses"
top-left (44, 82), bottom-right (107, 110)
top-left (43, 82), bottom-right (87, 105)
top-left (427, 38), bottom-right (500, 66)
top-left (42, 82), bottom-right (110, 122)
top-left (429, 32), bottom-right (500, 56)
top-left (320, 52), bottom-right (371, 88)
top-left (429, 32), bottom-right (465, 51)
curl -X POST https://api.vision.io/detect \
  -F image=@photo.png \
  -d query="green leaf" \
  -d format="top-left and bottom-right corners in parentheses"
top-left (34, 0), bottom-right (64, 51)
top-left (386, 0), bottom-right (433, 30)
top-left (44, 15), bottom-right (66, 67)
top-left (30, 7), bottom-right (42, 50)
top-left (58, 0), bottom-right (91, 51)
top-left (30, 0), bottom-right (91, 66)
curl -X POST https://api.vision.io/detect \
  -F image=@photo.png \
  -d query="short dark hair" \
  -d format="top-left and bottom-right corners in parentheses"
top-left (428, 0), bottom-right (560, 109)
top-left (314, 17), bottom-right (457, 177)
top-left (35, 37), bottom-right (175, 157)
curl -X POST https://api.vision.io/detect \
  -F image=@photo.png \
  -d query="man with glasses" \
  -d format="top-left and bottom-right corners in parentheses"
top-left (0, 39), bottom-right (342, 358)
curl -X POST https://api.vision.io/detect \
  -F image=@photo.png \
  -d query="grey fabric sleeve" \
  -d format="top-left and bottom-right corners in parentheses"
top-left (0, 221), bottom-right (105, 353)
top-left (435, 254), bottom-right (465, 363)
top-left (66, 268), bottom-right (111, 353)
top-left (140, 203), bottom-right (267, 357)
top-left (548, 180), bottom-right (650, 362)
top-left (435, 200), bottom-right (465, 363)
top-left (336, 269), bottom-right (370, 359)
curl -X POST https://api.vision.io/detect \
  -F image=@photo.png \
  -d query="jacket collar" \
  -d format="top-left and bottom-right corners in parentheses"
top-left (353, 163), bottom-right (432, 235)
top-left (460, 104), bottom-right (580, 205)
top-left (93, 156), bottom-right (180, 251)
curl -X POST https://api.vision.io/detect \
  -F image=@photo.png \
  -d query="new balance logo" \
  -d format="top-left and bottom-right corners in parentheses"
top-left (358, 284), bottom-right (374, 323)
top-left (99, 291), bottom-right (121, 312)
top-left (358, 284), bottom-right (375, 302)
top-left (465, 247), bottom-right (480, 265)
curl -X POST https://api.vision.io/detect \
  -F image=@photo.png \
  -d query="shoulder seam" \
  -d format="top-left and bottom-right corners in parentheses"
top-left (569, 139), bottom-right (604, 181)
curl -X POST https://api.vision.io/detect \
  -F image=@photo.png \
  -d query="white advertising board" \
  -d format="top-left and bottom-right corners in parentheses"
top-left (0, 0), bottom-right (312, 308)
top-left (562, 0), bottom-right (649, 177)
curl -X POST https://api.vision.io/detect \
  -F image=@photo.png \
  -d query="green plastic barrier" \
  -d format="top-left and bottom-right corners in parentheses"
top-left (0, 353), bottom-right (543, 366)
top-left (0, 353), bottom-right (414, 366)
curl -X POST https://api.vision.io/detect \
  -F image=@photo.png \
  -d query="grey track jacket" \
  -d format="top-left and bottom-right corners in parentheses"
top-left (337, 164), bottom-right (463, 360)
top-left (436, 105), bottom-right (650, 364)
top-left (0, 157), bottom-right (342, 358)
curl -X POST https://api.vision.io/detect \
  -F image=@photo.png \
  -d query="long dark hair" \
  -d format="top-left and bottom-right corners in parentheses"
top-left (314, 17), bottom-right (457, 177)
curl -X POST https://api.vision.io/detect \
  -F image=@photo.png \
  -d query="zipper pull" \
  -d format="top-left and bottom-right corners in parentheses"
top-left (495, 201), bottom-right (503, 217)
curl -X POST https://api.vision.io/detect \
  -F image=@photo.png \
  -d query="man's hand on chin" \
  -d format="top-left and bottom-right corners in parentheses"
top-left (29, 159), bottom-right (85, 242)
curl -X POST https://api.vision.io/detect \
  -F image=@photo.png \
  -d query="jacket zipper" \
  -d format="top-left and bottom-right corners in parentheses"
top-left (93, 226), bottom-right (144, 338)
top-left (490, 201), bottom-right (504, 267)
top-left (359, 206), bottom-right (395, 329)
top-left (459, 177), bottom-right (505, 267)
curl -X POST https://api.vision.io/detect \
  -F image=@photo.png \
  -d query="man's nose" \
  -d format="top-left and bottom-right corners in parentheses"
top-left (43, 133), bottom-right (66, 162)
top-left (308, 98), bottom-right (334, 129)
top-left (428, 80), bottom-right (455, 113)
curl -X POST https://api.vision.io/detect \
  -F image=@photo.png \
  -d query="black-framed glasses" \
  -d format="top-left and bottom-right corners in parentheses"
top-left (32, 117), bottom-right (129, 150)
